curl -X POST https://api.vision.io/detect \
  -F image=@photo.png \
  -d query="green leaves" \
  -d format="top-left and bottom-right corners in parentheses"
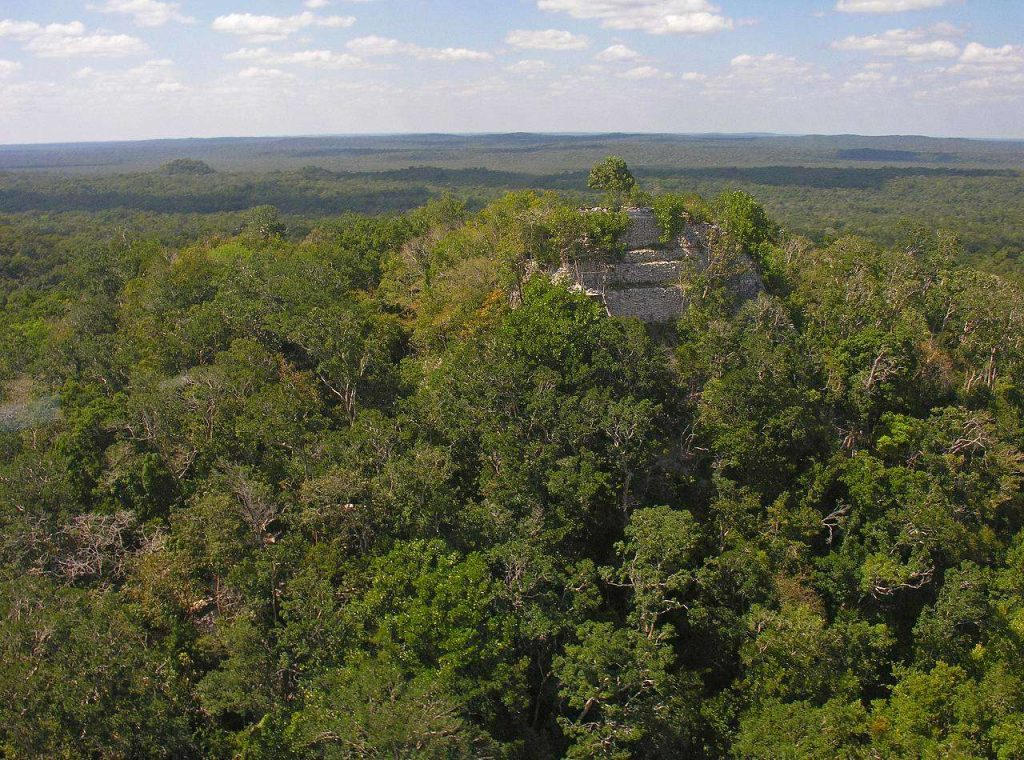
top-left (555, 621), bottom-right (700, 758)
top-left (7, 185), bottom-right (1024, 758)
top-left (587, 156), bottom-right (637, 209)
top-left (713, 191), bottom-right (779, 256)
top-left (609, 506), bottom-right (700, 637)
top-left (343, 540), bottom-right (527, 730)
top-left (287, 653), bottom-right (483, 759)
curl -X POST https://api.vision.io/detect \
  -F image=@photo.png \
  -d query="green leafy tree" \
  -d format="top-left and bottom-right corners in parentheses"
top-left (242, 205), bottom-right (286, 244)
top-left (555, 621), bottom-right (700, 758)
top-left (588, 156), bottom-right (637, 209)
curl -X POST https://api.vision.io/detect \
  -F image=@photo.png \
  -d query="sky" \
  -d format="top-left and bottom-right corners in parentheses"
top-left (0, 0), bottom-right (1022, 144)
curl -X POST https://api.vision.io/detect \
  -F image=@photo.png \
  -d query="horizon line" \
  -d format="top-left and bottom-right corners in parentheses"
top-left (3, 130), bottom-right (1024, 150)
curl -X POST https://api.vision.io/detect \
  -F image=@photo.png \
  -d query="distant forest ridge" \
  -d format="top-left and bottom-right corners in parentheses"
top-left (1, 133), bottom-right (1022, 279)
top-left (1, 133), bottom-right (1023, 174)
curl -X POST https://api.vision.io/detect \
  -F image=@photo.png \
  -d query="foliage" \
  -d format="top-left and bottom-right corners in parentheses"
top-left (160, 158), bottom-right (216, 176)
top-left (3, 173), bottom-right (1024, 758)
top-left (588, 156), bottom-right (637, 209)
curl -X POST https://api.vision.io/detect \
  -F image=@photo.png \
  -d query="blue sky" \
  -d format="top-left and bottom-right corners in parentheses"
top-left (1, 0), bottom-right (1022, 144)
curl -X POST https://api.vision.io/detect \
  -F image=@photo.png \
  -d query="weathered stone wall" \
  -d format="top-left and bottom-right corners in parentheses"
top-left (605, 287), bottom-right (687, 322)
top-left (613, 260), bottom-right (685, 285)
top-left (622, 208), bottom-right (662, 249)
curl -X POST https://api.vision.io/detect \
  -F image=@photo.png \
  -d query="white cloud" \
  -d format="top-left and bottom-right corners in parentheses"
top-left (419, 76), bottom-right (510, 99)
top-left (346, 36), bottom-right (406, 55)
top-left (74, 58), bottom-right (185, 94)
top-left (88, 0), bottom-right (194, 27)
top-left (537, 0), bottom-right (733, 36)
top-left (0, 19), bottom-right (148, 58)
top-left (619, 65), bottom-right (672, 80)
top-left (212, 12), bottom-right (312, 41)
top-left (832, 28), bottom-right (960, 59)
top-left (957, 42), bottom-right (1024, 71)
top-left (729, 53), bottom-right (820, 78)
top-left (506, 29), bottom-right (589, 50)
top-left (0, 59), bottom-right (21, 77)
top-left (238, 67), bottom-right (297, 82)
top-left (211, 12), bottom-right (354, 43)
top-left (226, 47), bottom-right (366, 69)
top-left (224, 47), bottom-right (272, 61)
top-left (347, 35), bottom-right (492, 61)
top-left (317, 16), bottom-right (357, 28)
top-left (901, 39), bottom-right (1024, 103)
top-left (305, 0), bottom-right (332, 6)
top-left (596, 44), bottom-right (640, 61)
top-left (701, 53), bottom-right (828, 97)
top-left (30, 32), bottom-right (148, 58)
top-left (505, 59), bottom-right (552, 74)
top-left (835, 0), bottom-right (956, 13)
top-left (841, 62), bottom-right (899, 91)
top-left (0, 20), bottom-right (41, 39)
top-left (681, 71), bottom-right (706, 81)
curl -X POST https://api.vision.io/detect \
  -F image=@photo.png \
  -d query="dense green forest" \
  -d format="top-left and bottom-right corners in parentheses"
top-left (3, 133), bottom-right (1023, 277)
top-left (4, 153), bottom-right (1024, 758)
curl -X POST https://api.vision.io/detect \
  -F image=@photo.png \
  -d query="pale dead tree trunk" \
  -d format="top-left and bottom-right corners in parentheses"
top-left (317, 373), bottom-right (357, 426)
top-left (864, 348), bottom-right (887, 391)
top-left (56, 511), bottom-right (139, 584)
top-left (868, 566), bottom-right (934, 599)
top-left (822, 504), bottom-right (851, 544)
top-left (222, 464), bottom-right (278, 544)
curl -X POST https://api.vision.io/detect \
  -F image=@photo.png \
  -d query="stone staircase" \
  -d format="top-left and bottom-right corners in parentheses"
top-left (604, 233), bottom-right (688, 321)
top-left (554, 207), bottom-right (763, 323)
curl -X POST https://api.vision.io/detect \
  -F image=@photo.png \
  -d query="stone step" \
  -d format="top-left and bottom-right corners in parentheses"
top-left (604, 286), bottom-right (687, 323)
top-left (622, 248), bottom-right (684, 264)
top-left (613, 260), bottom-right (683, 285)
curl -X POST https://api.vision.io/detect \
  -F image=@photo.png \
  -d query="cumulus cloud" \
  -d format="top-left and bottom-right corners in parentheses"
top-left (211, 12), bottom-right (355, 43)
top-left (618, 65), bottom-right (672, 80)
top-left (305, 0), bottom-right (332, 6)
top-left (957, 42), bottom-right (1024, 71)
top-left (841, 62), bottom-right (899, 91)
top-left (505, 59), bottom-right (552, 74)
top-left (832, 28), bottom-right (960, 59)
top-left (729, 53), bottom-right (822, 79)
top-left (885, 38), bottom-right (1024, 104)
top-left (225, 47), bottom-right (366, 69)
top-left (0, 19), bottom-right (148, 57)
top-left (537, 0), bottom-right (733, 36)
top-left (238, 67), bottom-right (297, 82)
top-left (700, 53), bottom-right (828, 97)
top-left (835, 0), bottom-right (956, 12)
top-left (317, 16), bottom-right (358, 28)
top-left (925, 42), bottom-right (1024, 101)
top-left (506, 29), bottom-right (589, 50)
top-left (596, 44), bottom-right (641, 61)
top-left (75, 58), bottom-right (185, 94)
top-left (0, 59), bottom-right (21, 77)
top-left (346, 35), bottom-right (492, 61)
top-left (88, 0), bottom-right (195, 27)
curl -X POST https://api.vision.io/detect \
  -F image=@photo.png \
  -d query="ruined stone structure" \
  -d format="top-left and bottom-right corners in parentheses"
top-left (554, 207), bottom-right (764, 323)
